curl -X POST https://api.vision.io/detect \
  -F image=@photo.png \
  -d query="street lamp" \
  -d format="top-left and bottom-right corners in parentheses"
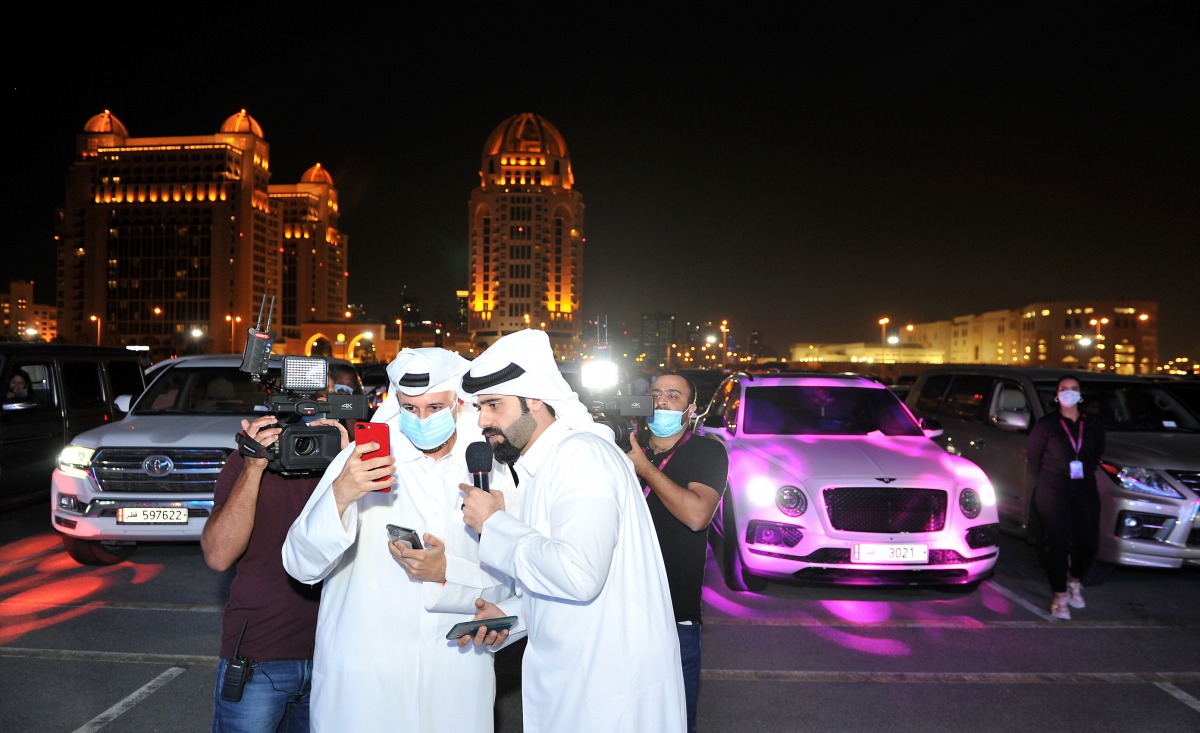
top-left (225, 314), bottom-right (242, 353)
top-left (89, 315), bottom-right (101, 345)
top-left (878, 317), bottom-right (890, 346)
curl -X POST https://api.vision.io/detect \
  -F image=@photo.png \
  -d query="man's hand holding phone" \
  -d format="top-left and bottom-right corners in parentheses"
top-left (387, 528), bottom-right (447, 583)
top-left (331, 422), bottom-right (396, 515)
top-left (453, 598), bottom-right (514, 649)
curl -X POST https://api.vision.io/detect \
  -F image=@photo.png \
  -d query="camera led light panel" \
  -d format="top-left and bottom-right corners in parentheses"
top-left (281, 356), bottom-right (328, 391)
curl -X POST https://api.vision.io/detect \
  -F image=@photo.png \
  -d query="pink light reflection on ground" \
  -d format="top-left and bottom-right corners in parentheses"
top-left (0, 535), bottom-right (61, 563)
top-left (0, 532), bottom-right (164, 644)
top-left (806, 619), bottom-right (911, 656)
top-left (703, 586), bottom-right (912, 656)
top-left (0, 601), bottom-right (102, 644)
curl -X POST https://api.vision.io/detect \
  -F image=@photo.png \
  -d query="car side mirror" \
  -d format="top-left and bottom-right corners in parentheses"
top-left (114, 394), bottom-right (133, 413)
top-left (992, 410), bottom-right (1030, 431)
top-left (920, 416), bottom-right (944, 438)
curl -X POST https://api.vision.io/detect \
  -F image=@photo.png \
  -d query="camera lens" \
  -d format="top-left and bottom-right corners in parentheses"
top-left (293, 436), bottom-right (318, 456)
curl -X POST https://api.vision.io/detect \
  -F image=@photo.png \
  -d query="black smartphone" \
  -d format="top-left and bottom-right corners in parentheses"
top-left (445, 615), bottom-right (519, 640)
top-left (386, 523), bottom-right (423, 550)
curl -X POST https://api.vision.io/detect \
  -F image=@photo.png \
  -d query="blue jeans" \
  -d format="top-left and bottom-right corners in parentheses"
top-left (212, 658), bottom-right (312, 733)
top-left (678, 622), bottom-right (702, 733)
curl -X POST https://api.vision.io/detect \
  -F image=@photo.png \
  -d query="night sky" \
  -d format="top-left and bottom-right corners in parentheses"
top-left (10, 2), bottom-right (1198, 361)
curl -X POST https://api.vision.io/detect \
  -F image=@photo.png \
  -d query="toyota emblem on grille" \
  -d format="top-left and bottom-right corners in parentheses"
top-left (142, 455), bottom-right (175, 477)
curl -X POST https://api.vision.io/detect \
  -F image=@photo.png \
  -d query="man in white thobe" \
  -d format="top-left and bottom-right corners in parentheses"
top-left (282, 348), bottom-right (516, 733)
top-left (457, 329), bottom-right (686, 733)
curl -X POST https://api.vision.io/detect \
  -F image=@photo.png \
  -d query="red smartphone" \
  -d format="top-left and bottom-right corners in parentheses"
top-left (354, 421), bottom-right (392, 492)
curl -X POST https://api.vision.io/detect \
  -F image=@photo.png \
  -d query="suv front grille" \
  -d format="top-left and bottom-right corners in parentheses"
top-left (823, 486), bottom-right (947, 533)
top-left (92, 448), bottom-right (231, 494)
top-left (1168, 471), bottom-right (1200, 494)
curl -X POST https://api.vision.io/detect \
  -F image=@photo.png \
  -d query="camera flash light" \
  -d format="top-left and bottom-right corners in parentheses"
top-left (281, 356), bottom-right (328, 392)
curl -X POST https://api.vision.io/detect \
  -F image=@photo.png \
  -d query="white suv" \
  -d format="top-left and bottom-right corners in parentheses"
top-left (906, 365), bottom-right (1200, 583)
top-left (698, 371), bottom-right (1000, 591)
top-left (51, 353), bottom-right (363, 565)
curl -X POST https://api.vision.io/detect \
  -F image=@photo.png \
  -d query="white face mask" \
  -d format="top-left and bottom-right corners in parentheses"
top-left (1058, 389), bottom-right (1082, 408)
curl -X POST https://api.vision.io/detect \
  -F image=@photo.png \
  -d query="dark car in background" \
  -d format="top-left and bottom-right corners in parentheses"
top-left (356, 362), bottom-right (390, 412)
top-left (673, 368), bottom-right (726, 412)
top-left (1156, 378), bottom-right (1200, 419)
top-left (2, 344), bottom-right (147, 510)
top-left (907, 365), bottom-right (1200, 583)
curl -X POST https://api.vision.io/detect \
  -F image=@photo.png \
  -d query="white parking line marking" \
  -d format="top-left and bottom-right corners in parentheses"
top-left (72, 666), bottom-right (186, 733)
top-left (1155, 682), bottom-right (1200, 713)
top-left (986, 579), bottom-right (1055, 620)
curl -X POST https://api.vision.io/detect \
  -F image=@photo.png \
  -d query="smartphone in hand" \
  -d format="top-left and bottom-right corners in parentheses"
top-left (354, 421), bottom-right (392, 492)
top-left (386, 524), bottom-right (423, 550)
top-left (445, 615), bottom-right (518, 640)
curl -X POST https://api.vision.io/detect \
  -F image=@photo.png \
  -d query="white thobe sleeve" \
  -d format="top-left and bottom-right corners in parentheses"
top-left (281, 446), bottom-right (359, 584)
top-left (479, 439), bottom-right (619, 602)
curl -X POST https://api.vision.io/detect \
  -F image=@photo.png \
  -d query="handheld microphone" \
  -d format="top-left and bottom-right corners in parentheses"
top-left (466, 441), bottom-right (493, 493)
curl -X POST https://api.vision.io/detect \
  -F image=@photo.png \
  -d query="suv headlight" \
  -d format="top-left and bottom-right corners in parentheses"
top-left (1101, 463), bottom-right (1183, 499)
top-left (58, 445), bottom-right (96, 473)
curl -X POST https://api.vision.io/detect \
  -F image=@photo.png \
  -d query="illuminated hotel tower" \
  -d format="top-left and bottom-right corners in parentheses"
top-left (55, 109), bottom-right (347, 359)
top-left (467, 113), bottom-right (584, 359)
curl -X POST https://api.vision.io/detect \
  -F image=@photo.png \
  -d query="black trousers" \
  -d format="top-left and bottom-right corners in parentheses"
top-left (1033, 478), bottom-right (1101, 593)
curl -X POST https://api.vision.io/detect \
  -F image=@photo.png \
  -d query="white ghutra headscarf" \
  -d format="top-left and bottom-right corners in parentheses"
top-left (457, 329), bottom-right (615, 442)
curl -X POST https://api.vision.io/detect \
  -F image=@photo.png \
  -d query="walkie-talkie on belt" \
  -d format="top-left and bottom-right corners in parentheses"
top-left (220, 619), bottom-right (252, 702)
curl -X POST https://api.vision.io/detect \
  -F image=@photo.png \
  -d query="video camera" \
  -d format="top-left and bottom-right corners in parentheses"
top-left (587, 394), bottom-right (654, 453)
top-left (236, 296), bottom-right (370, 475)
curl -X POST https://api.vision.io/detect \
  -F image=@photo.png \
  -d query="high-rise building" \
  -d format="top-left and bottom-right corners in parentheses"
top-left (55, 109), bottom-right (346, 360)
top-left (466, 113), bottom-right (584, 359)
top-left (639, 312), bottom-right (678, 368)
top-left (1, 279), bottom-right (56, 342)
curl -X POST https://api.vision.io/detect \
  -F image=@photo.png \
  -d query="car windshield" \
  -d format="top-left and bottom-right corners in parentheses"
top-left (743, 385), bottom-right (924, 436)
top-left (1034, 381), bottom-right (1200, 432)
top-left (136, 366), bottom-right (268, 415)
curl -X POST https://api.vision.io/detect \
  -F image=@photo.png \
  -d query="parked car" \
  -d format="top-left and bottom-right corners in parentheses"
top-left (1156, 378), bottom-right (1200, 419)
top-left (51, 353), bottom-right (364, 565)
top-left (697, 371), bottom-right (1000, 591)
top-left (2, 344), bottom-right (146, 510)
top-left (672, 368), bottom-right (726, 412)
top-left (906, 365), bottom-right (1200, 583)
top-left (356, 362), bottom-right (390, 411)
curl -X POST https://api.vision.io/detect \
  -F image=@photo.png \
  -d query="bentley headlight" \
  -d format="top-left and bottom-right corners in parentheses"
top-left (776, 485), bottom-right (808, 517)
top-left (959, 488), bottom-right (982, 519)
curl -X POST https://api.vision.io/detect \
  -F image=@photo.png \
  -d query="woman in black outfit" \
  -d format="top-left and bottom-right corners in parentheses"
top-left (1027, 374), bottom-right (1106, 620)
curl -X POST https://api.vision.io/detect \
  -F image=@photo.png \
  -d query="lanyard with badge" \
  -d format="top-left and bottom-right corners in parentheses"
top-left (642, 431), bottom-right (692, 498)
top-left (1060, 418), bottom-right (1085, 479)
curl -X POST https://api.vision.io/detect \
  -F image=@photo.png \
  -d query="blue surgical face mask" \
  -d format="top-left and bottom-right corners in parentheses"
top-left (399, 406), bottom-right (456, 450)
top-left (1058, 389), bottom-right (1082, 408)
top-left (647, 408), bottom-right (686, 438)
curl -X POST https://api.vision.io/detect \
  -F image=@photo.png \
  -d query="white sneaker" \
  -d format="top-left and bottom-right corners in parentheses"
top-left (1067, 580), bottom-right (1086, 609)
top-left (1051, 598), bottom-right (1071, 620)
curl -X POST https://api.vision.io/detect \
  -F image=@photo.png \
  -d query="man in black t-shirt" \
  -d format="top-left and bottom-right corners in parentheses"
top-left (625, 371), bottom-right (728, 733)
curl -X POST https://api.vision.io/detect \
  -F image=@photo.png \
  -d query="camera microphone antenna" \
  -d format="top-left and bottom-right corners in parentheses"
top-left (240, 295), bottom-right (277, 379)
